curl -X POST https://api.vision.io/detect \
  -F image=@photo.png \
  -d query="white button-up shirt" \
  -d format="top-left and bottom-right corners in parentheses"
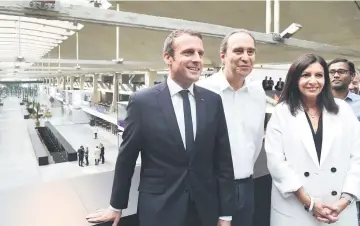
top-left (167, 77), bottom-right (197, 147)
top-left (197, 70), bottom-right (266, 179)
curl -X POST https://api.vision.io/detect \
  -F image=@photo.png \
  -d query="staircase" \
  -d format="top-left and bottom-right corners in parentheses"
top-left (37, 127), bottom-right (68, 163)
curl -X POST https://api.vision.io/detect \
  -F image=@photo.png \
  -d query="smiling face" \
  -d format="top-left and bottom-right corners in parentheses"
top-left (349, 73), bottom-right (360, 94)
top-left (221, 32), bottom-right (255, 78)
top-left (298, 62), bottom-right (325, 101)
top-left (164, 33), bottom-right (204, 88)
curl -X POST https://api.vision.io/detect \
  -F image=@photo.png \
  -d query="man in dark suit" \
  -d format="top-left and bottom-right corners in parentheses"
top-left (77, 145), bottom-right (84, 167)
top-left (86, 29), bottom-right (235, 226)
top-left (275, 78), bottom-right (285, 91)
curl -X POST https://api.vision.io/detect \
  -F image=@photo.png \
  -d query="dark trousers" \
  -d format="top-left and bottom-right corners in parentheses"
top-left (232, 177), bottom-right (254, 226)
top-left (187, 198), bottom-right (202, 226)
top-left (100, 153), bottom-right (105, 163)
top-left (85, 156), bottom-right (89, 166)
top-left (78, 156), bottom-right (84, 166)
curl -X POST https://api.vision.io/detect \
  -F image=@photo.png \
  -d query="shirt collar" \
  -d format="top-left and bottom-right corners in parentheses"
top-left (345, 91), bottom-right (360, 102)
top-left (216, 68), bottom-right (249, 92)
top-left (167, 76), bottom-right (195, 97)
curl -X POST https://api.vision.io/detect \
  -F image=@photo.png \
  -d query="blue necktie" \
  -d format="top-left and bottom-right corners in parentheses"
top-left (179, 90), bottom-right (194, 152)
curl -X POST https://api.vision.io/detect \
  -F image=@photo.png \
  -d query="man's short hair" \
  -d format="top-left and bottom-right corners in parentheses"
top-left (163, 29), bottom-right (203, 57)
top-left (328, 58), bottom-right (356, 75)
top-left (220, 29), bottom-right (256, 54)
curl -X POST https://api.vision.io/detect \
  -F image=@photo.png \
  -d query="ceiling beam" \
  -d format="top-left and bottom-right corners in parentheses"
top-left (0, 14), bottom-right (83, 30)
top-left (0, 32), bottom-right (67, 41)
top-left (0, 2), bottom-right (359, 58)
top-left (0, 35), bottom-right (62, 44)
top-left (0, 58), bottom-right (161, 66)
top-left (0, 40), bottom-right (56, 48)
top-left (0, 25), bottom-right (73, 36)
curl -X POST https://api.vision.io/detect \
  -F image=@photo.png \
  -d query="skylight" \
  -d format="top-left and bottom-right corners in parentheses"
top-left (0, 0), bottom-right (112, 78)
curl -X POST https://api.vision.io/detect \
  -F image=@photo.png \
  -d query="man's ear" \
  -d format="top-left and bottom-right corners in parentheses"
top-left (220, 52), bottom-right (225, 65)
top-left (163, 52), bottom-right (173, 65)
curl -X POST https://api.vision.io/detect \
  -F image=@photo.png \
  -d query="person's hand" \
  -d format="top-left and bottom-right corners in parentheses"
top-left (322, 198), bottom-right (349, 218)
top-left (85, 208), bottom-right (121, 226)
top-left (217, 219), bottom-right (231, 226)
top-left (312, 201), bottom-right (339, 224)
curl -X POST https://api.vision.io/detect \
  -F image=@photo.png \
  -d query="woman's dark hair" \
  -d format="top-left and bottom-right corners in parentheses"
top-left (278, 53), bottom-right (339, 116)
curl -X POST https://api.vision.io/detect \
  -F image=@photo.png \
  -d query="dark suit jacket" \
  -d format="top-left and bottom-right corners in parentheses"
top-left (110, 81), bottom-right (235, 226)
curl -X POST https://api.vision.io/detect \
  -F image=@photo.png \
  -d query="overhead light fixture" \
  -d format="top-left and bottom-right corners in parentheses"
top-left (272, 23), bottom-right (302, 41)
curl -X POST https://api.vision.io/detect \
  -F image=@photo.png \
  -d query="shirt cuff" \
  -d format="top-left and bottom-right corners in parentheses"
top-left (219, 216), bottom-right (232, 221)
top-left (108, 205), bottom-right (122, 212)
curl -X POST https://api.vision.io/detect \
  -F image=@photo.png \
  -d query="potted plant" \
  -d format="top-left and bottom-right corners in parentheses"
top-left (35, 102), bottom-right (40, 127)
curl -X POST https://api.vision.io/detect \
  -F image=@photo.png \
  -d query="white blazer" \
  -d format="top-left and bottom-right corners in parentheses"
top-left (265, 99), bottom-right (360, 226)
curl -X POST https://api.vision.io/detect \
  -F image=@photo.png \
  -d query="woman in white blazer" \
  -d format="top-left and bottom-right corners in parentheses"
top-left (265, 53), bottom-right (360, 226)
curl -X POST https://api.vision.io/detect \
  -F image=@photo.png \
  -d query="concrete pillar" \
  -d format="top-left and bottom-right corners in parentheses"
top-left (111, 73), bottom-right (120, 113)
top-left (80, 75), bottom-right (85, 90)
top-left (92, 74), bottom-right (99, 104)
top-left (52, 77), bottom-right (56, 86)
top-left (70, 76), bottom-right (74, 90)
top-left (145, 70), bottom-right (157, 88)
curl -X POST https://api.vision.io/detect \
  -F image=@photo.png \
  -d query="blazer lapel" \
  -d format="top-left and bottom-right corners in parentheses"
top-left (194, 85), bottom-right (206, 142)
top-left (320, 110), bottom-right (339, 166)
top-left (156, 82), bottom-right (186, 153)
top-left (297, 111), bottom-right (320, 167)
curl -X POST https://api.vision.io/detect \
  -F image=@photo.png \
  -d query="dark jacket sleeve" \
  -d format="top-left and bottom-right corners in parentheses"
top-left (214, 95), bottom-right (236, 216)
top-left (110, 93), bottom-right (142, 209)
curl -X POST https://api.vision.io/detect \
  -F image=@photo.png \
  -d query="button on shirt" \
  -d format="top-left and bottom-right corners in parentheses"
top-left (197, 70), bottom-right (266, 179)
top-left (345, 92), bottom-right (360, 121)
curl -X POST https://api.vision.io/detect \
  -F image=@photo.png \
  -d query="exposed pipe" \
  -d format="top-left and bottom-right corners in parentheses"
top-left (58, 45), bottom-right (61, 68)
top-left (266, 0), bottom-right (272, 34)
top-left (76, 31), bottom-right (79, 61)
top-left (274, 0), bottom-right (280, 33)
top-left (17, 17), bottom-right (20, 56)
top-left (116, 3), bottom-right (119, 59)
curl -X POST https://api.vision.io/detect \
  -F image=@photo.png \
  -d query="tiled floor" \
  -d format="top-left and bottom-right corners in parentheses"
top-left (0, 94), bottom-right (123, 192)
top-left (0, 97), bottom-right (41, 192)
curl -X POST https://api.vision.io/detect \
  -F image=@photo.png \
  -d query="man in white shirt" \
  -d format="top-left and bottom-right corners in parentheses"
top-left (85, 29), bottom-right (235, 226)
top-left (198, 29), bottom-right (266, 226)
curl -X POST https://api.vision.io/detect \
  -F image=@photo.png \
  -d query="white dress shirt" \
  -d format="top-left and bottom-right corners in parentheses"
top-left (197, 70), bottom-right (266, 179)
top-left (167, 77), bottom-right (197, 146)
top-left (111, 77), bottom-right (231, 221)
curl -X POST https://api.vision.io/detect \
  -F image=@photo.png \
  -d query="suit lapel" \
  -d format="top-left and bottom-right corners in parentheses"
top-left (320, 110), bottom-right (339, 166)
top-left (194, 85), bottom-right (206, 142)
top-left (156, 82), bottom-right (186, 153)
top-left (297, 111), bottom-right (320, 167)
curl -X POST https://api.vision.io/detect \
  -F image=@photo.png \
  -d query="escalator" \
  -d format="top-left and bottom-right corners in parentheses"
top-left (37, 127), bottom-right (68, 163)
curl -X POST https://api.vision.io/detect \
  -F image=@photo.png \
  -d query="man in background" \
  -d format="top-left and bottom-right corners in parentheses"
top-left (349, 70), bottom-right (360, 94)
top-left (328, 58), bottom-right (360, 225)
top-left (328, 58), bottom-right (360, 120)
